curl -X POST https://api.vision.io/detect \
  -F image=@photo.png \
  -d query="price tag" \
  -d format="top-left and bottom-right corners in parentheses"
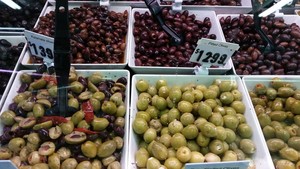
top-left (24, 30), bottom-right (54, 64)
top-left (185, 160), bottom-right (250, 169)
top-left (0, 160), bottom-right (18, 169)
top-left (190, 38), bottom-right (239, 67)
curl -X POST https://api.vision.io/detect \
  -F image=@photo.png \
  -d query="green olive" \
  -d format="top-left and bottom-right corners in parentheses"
top-left (92, 91), bottom-right (105, 101)
top-left (275, 159), bottom-right (295, 169)
top-left (71, 110), bottom-right (85, 126)
top-left (146, 157), bottom-right (161, 169)
top-left (271, 99), bottom-right (283, 111)
top-left (0, 147), bottom-right (12, 160)
top-left (263, 125), bottom-right (276, 139)
top-left (57, 147), bottom-right (71, 161)
top-left (231, 89), bottom-right (242, 101)
top-left (136, 79), bottom-right (149, 92)
top-left (87, 80), bottom-right (99, 93)
top-left (48, 153), bottom-right (60, 169)
top-left (251, 97), bottom-right (266, 107)
top-left (181, 124), bottom-right (198, 140)
top-left (239, 139), bottom-right (256, 155)
top-left (209, 139), bottom-right (224, 155)
top-left (81, 141), bottom-right (97, 158)
top-left (223, 114), bottom-right (239, 131)
top-left (266, 87), bottom-right (277, 100)
top-left (27, 133), bottom-right (40, 145)
top-left (0, 110), bottom-right (16, 126)
top-left (110, 92), bottom-right (123, 106)
top-left (208, 112), bottom-right (223, 126)
top-left (143, 128), bottom-right (157, 143)
top-left (33, 121), bottom-right (53, 130)
top-left (169, 87), bottom-right (182, 103)
top-left (61, 158), bottom-right (78, 169)
top-left (158, 86), bottom-right (170, 99)
top-left (137, 97), bottom-right (150, 111)
top-left (102, 101), bottom-right (117, 115)
top-left (30, 78), bottom-right (47, 90)
top-left (225, 128), bottom-right (236, 144)
top-left (88, 73), bottom-right (102, 84)
top-left (254, 105), bottom-right (265, 116)
top-left (220, 92), bottom-right (234, 105)
top-left (279, 147), bottom-right (299, 162)
top-left (258, 113), bottom-right (271, 128)
top-left (20, 73), bottom-right (32, 84)
top-left (254, 83), bottom-right (267, 95)
top-left (222, 150), bottom-right (238, 161)
top-left (48, 86), bottom-right (57, 97)
top-left (97, 140), bottom-right (117, 158)
top-left (199, 122), bottom-right (217, 138)
top-left (64, 131), bottom-right (87, 144)
top-left (198, 102), bottom-right (212, 119)
top-left (147, 85), bottom-right (157, 96)
top-left (237, 123), bottom-right (252, 138)
top-left (204, 152), bottom-right (221, 162)
top-left (215, 126), bottom-right (227, 141)
top-left (19, 117), bottom-right (36, 129)
top-left (230, 101), bottom-right (245, 114)
top-left (133, 117), bottom-right (149, 134)
top-left (196, 132), bottom-right (211, 147)
top-left (92, 118), bottom-right (109, 131)
top-left (60, 121), bottom-right (75, 135)
top-left (78, 91), bottom-right (93, 101)
top-left (77, 120), bottom-right (90, 129)
top-left (32, 163), bottom-right (49, 169)
top-left (164, 157), bottom-right (182, 169)
top-left (70, 81), bottom-right (85, 94)
top-left (171, 133), bottom-right (187, 150)
top-left (49, 126), bottom-right (62, 140)
top-left (150, 141), bottom-right (168, 160)
top-left (276, 128), bottom-right (290, 142)
top-left (288, 137), bottom-right (300, 151)
top-left (8, 137), bottom-right (25, 153)
top-left (38, 141), bottom-right (55, 156)
top-left (277, 87), bottom-right (295, 98)
top-left (149, 119), bottom-right (162, 132)
top-left (267, 138), bottom-right (286, 153)
top-left (33, 103), bottom-right (45, 118)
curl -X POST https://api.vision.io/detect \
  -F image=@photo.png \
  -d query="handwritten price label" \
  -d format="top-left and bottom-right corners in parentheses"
top-left (24, 30), bottom-right (54, 64)
top-left (190, 38), bottom-right (239, 67)
top-left (185, 160), bottom-right (250, 169)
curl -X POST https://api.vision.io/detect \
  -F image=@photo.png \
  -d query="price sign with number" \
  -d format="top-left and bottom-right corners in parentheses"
top-left (190, 38), bottom-right (239, 67)
top-left (185, 160), bottom-right (250, 169)
top-left (24, 30), bottom-right (54, 64)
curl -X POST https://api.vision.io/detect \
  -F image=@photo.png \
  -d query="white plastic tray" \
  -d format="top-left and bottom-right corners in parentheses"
top-left (160, 0), bottom-right (251, 7)
top-left (0, 69), bottom-right (130, 169)
top-left (0, 36), bottom-right (26, 110)
top-left (21, 4), bottom-right (132, 69)
top-left (128, 8), bottom-right (233, 75)
top-left (128, 74), bottom-right (274, 169)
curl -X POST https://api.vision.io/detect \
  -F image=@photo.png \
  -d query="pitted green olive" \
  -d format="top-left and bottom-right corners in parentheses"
top-left (57, 147), bottom-right (71, 161)
top-left (0, 110), bottom-right (16, 125)
top-left (19, 100), bottom-right (34, 111)
top-left (49, 126), bottom-right (62, 140)
top-left (33, 121), bottom-right (53, 130)
top-left (38, 141), bottom-right (55, 156)
top-left (78, 91), bottom-right (93, 101)
top-left (237, 123), bottom-right (252, 138)
top-left (64, 131), bottom-right (86, 144)
top-left (110, 92), bottom-right (123, 106)
top-left (19, 117), bottom-right (36, 129)
top-left (61, 158), bottom-right (78, 169)
top-left (87, 80), bottom-right (99, 93)
top-left (71, 111), bottom-right (85, 125)
top-left (0, 147), bottom-right (12, 159)
top-left (8, 137), bottom-right (25, 153)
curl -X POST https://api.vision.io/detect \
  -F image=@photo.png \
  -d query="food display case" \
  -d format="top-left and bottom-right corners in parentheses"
top-left (1, 0), bottom-right (300, 168)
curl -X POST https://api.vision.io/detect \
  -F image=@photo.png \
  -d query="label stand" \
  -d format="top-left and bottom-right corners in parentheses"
top-left (172, 0), bottom-right (183, 11)
top-left (194, 64), bottom-right (210, 75)
top-left (100, 0), bottom-right (110, 6)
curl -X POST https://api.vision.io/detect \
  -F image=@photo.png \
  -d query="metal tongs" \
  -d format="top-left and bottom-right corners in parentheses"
top-left (53, 0), bottom-right (71, 117)
top-left (144, 0), bottom-right (183, 45)
top-left (251, 0), bottom-right (276, 53)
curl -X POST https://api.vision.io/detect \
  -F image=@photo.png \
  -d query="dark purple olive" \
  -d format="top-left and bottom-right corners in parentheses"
top-left (18, 83), bottom-right (29, 93)
top-left (103, 114), bottom-right (115, 123)
top-left (116, 77), bottom-right (127, 85)
top-left (98, 81), bottom-right (108, 91)
top-left (87, 134), bottom-right (99, 141)
top-left (37, 128), bottom-right (50, 142)
top-left (14, 129), bottom-right (30, 137)
top-left (74, 154), bottom-right (90, 163)
top-left (77, 76), bottom-right (88, 89)
top-left (15, 107), bottom-right (27, 118)
top-left (114, 126), bottom-right (124, 137)
top-left (8, 103), bottom-right (18, 112)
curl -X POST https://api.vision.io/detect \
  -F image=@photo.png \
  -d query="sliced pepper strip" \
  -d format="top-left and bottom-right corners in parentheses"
top-left (74, 128), bottom-right (99, 135)
top-left (43, 74), bottom-right (57, 84)
top-left (82, 100), bottom-right (94, 123)
top-left (38, 116), bottom-right (68, 125)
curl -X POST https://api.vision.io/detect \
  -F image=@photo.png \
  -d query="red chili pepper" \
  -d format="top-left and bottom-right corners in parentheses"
top-left (74, 128), bottom-right (99, 135)
top-left (82, 100), bottom-right (94, 123)
top-left (43, 75), bottom-right (57, 84)
top-left (38, 116), bottom-right (68, 125)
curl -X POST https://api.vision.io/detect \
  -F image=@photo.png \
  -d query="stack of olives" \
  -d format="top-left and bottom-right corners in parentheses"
top-left (132, 78), bottom-right (256, 168)
top-left (0, 67), bottom-right (127, 169)
top-left (249, 78), bottom-right (300, 169)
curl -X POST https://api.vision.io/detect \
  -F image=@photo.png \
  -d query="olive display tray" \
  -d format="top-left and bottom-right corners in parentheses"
top-left (128, 8), bottom-right (234, 75)
top-left (0, 36), bottom-right (26, 110)
top-left (159, 0), bottom-right (252, 7)
top-left (242, 75), bottom-right (300, 169)
top-left (217, 14), bottom-right (300, 76)
top-left (21, 4), bottom-right (132, 69)
top-left (128, 74), bottom-right (273, 169)
top-left (0, 69), bottom-right (130, 169)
